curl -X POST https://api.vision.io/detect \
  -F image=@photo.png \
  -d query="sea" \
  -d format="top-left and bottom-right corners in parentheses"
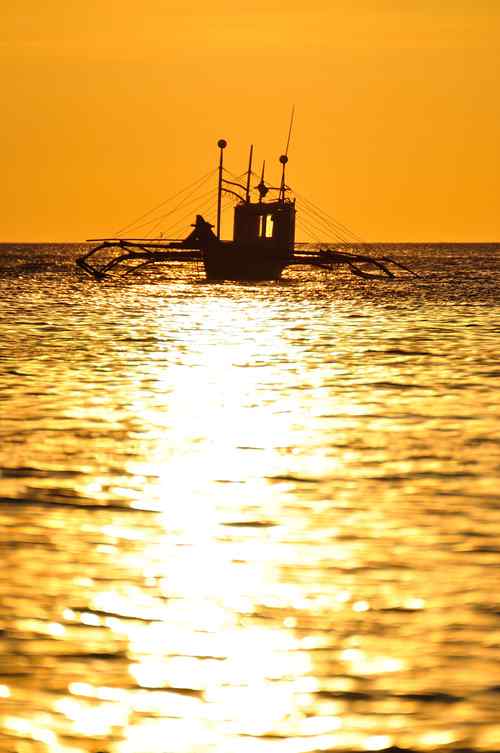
top-left (0, 242), bottom-right (499, 753)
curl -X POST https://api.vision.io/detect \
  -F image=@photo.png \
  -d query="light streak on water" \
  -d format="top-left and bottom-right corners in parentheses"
top-left (0, 243), bottom-right (499, 752)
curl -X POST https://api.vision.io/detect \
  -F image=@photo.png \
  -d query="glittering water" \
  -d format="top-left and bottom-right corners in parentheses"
top-left (0, 243), bottom-right (499, 753)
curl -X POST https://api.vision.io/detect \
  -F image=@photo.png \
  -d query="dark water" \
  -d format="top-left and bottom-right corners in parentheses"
top-left (0, 243), bottom-right (499, 753)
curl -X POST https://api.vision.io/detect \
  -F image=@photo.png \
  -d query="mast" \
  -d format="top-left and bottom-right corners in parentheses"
top-left (257, 160), bottom-right (268, 202)
top-left (245, 144), bottom-right (253, 203)
top-left (279, 106), bottom-right (295, 202)
top-left (279, 154), bottom-right (288, 202)
top-left (216, 138), bottom-right (227, 239)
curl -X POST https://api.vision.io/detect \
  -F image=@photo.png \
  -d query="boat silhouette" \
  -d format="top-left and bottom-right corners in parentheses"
top-left (77, 139), bottom-right (419, 282)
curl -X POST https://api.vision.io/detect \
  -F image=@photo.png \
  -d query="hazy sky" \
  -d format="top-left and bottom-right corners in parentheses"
top-left (2, 1), bottom-right (499, 241)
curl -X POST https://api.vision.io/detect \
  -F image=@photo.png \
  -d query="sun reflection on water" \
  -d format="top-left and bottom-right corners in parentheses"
top-left (2, 270), bottom-right (500, 753)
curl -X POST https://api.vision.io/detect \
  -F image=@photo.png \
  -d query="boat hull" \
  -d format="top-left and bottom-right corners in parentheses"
top-left (204, 257), bottom-right (287, 281)
top-left (203, 242), bottom-right (291, 281)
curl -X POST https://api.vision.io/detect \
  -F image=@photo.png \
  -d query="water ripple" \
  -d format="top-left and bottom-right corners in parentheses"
top-left (0, 244), bottom-right (499, 753)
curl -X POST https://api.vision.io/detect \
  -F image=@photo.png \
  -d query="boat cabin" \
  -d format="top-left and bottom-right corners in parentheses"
top-left (216, 141), bottom-right (296, 261)
top-left (232, 199), bottom-right (295, 258)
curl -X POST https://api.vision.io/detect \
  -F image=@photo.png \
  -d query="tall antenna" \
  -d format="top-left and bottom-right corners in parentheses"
top-left (245, 144), bottom-right (254, 203)
top-left (279, 105), bottom-right (295, 202)
top-left (284, 105), bottom-right (295, 158)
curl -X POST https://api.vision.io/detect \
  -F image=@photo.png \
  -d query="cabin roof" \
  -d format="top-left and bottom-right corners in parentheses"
top-left (236, 199), bottom-right (295, 214)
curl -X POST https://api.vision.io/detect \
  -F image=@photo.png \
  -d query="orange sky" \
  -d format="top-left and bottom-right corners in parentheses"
top-left (2, 1), bottom-right (499, 241)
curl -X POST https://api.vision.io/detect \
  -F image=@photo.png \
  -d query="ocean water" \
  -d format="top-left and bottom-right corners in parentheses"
top-left (0, 243), bottom-right (499, 753)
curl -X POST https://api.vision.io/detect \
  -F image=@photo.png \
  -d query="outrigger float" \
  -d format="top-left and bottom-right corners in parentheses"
top-left (77, 139), bottom-right (419, 282)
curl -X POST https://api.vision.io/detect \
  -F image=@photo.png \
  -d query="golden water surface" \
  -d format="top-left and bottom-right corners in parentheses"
top-left (0, 244), bottom-right (499, 753)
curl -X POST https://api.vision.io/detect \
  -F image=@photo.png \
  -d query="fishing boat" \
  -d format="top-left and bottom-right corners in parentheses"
top-left (76, 138), bottom-right (418, 282)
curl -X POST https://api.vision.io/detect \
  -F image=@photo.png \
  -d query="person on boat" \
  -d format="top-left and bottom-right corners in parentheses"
top-left (182, 215), bottom-right (217, 247)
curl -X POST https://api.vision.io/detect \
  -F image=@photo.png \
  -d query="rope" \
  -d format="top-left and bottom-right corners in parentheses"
top-left (112, 168), bottom-right (218, 237)
top-left (121, 166), bottom-right (246, 239)
top-left (294, 190), bottom-right (366, 243)
top-left (292, 190), bottom-right (369, 247)
top-left (161, 192), bottom-right (220, 237)
top-left (297, 206), bottom-right (339, 243)
top-left (296, 219), bottom-right (323, 244)
top-left (123, 184), bottom-right (217, 237)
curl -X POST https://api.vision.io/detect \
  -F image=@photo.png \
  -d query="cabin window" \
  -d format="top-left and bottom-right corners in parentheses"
top-left (259, 214), bottom-right (274, 239)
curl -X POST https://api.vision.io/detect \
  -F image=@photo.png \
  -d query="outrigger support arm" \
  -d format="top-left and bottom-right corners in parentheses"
top-left (76, 241), bottom-right (205, 280)
top-left (76, 242), bottom-right (116, 280)
top-left (76, 235), bottom-right (421, 282)
top-left (320, 248), bottom-right (396, 278)
top-left (76, 216), bottom-right (217, 280)
top-left (292, 248), bottom-right (421, 280)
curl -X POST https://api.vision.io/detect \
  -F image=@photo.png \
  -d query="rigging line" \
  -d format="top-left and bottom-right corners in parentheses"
top-left (225, 168), bottom-right (248, 180)
top-left (295, 194), bottom-right (349, 236)
top-left (297, 214), bottom-right (335, 244)
top-left (299, 195), bottom-right (384, 253)
top-left (295, 192), bottom-right (355, 238)
top-left (301, 220), bottom-right (332, 243)
top-left (161, 193), bottom-right (220, 237)
top-left (294, 190), bottom-right (367, 244)
top-left (125, 184), bottom-right (217, 235)
top-left (144, 220), bottom-right (168, 240)
top-left (301, 213), bottom-right (358, 247)
top-left (222, 164), bottom-right (248, 177)
top-left (124, 181), bottom-right (217, 235)
top-left (295, 190), bottom-right (356, 233)
top-left (298, 204), bottom-right (353, 244)
top-left (113, 169), bottom-right (217, 238)
top-left (296, 209), bottom-right (326, 237)
top-left (217, 198), bottom-right (236, 220)
top-left (296, 197), bottom-right (361, 245)
top-left (164, 196), bottom-right (232, 240)
top-left (138, 196), bottom-right (216, 240)
top-left (296, 209), bottom-right (342, 243)
top-left (296, 219), bottom-right (322, 244)
top-left (298, 203), bottom-right (341, 236)
top-left (147, 200), bottom-right (218, 238)
top-left (122, 167), bottom-right (217, 234)
top-left (113, 168), bottom-right (217, 236)
top-left (115, 183), bottom-right (216, 240)
top-left (222, 169), bottom-right (249, 195)
top-left (285, 105), bottom-right (295, 157)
